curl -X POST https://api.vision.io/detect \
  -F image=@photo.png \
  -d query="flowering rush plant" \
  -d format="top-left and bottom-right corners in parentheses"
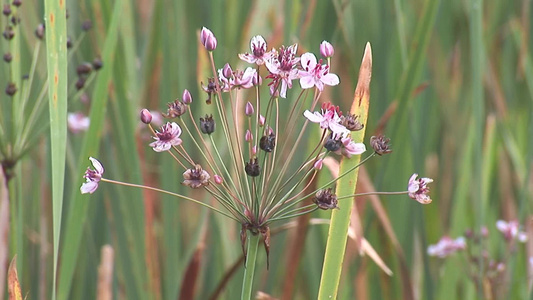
top-left (81, 27), bottom-right (433, 297)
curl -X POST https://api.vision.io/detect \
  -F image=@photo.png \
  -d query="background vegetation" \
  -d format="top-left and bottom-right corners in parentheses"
top-left (1, 0), bottom-right (532, 299)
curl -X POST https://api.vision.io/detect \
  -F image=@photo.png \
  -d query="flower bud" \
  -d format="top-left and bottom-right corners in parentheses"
top-left (5, 82), bottom-right (16, 96)
top-left (67, 36), bottom-right (73, 49)
top-left (222, 63), bottom-right (232, 79)
top-left (3, 4), bottom-right (11, 16)
top-left (76, 63), bottom-right (93, 76)
top-left (314, 159), bottom-right (323, 170)
top-left (12, 0), bottom-right (21, 7)
top-left (200, 114), bottom-right (215, 134)
top-left (245, 158), bottom-right (260, 177)
top-left (245, 130), bottom-right (253, 142)
top-left (252, 145), bottom-right (257, 155)
top-left (370, 135), bottom-right (392, 155)
top-left (182, 89), bottom-right (192, 104)
top-left (81, 20), bottom-right (92, 31)
top-left (245, 101), bottom-right (254, 116)
top-left (140, 109), bottom-right (152, 124)
top-left (3, 26), bottom-right (14, 40)
top-left (259, 114), bottom-right (265, 127)
top-left (3, 52), bottom-right (12, 63)
top-left (320, 41), bottom-right (334, 58)
top-left (35, 23), bottom-right (45, 40)
top-left (92, 57), bottom-right (103, 70)
top-left (200, 27), bottom-right (217, 51)
top-left (75, 77), bottom-right (86, 90)
top-left (214, 175), bottom-right (223, 184)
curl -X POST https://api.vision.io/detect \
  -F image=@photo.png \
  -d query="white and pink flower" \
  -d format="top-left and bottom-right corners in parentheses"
top-left (265, 44), bottom-right (300, 98)
top-left (496, 220), bottom-right (527, 242)
top-left (299, 52), bottom-right (339, 91)
top-left (427, 236), bottom-right (466, 258)
top-left (80, 157), bottom-right (104, 194)
top-left (303, 102), bottom-right (348, 137)
top-left (239, 35), bottom-right (275, 66)
top-left (68, 112), bottom-right (90, 133)
top-left (408, 173), bottom-right (433, 204)
top-left (149, 122), bottom-right (183, 152)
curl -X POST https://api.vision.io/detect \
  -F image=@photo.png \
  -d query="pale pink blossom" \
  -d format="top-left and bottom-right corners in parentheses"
top-left (408, 173), bottom-right (433, 204)
top-left (218, 67), bottom-right (257, 91)
top-left (427, 236), bottom-right (466, 258)
top-left (336, 137), bottom-right (366, 158)
top-left (303, 102), bottom-right (348, 137)
top-left (239, 35), bottom-right (275, 65)
top-left (68, 112), bottom-right (90, 133)
top-left (496, 220), bottom-right (528, 242)
top-left (80, 157), bottom-right (104, 194)
top-left (265, 44), bottom-right (300, 98)
top-left (150, 122), bottom-right (183, 152)
top-left (298, 52), bottom-right (339, 91)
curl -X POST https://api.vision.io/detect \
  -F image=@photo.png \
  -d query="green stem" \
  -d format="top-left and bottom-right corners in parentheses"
top-left (241, 233), bottom-right (260, 300)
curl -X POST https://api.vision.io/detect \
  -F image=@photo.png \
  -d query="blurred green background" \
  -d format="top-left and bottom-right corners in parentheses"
top-left (1, 0), bottom-right (532, 299)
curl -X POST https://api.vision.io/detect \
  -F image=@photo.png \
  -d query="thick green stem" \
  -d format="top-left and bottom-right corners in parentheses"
top-left (241, 233), bottom-right (260, 300)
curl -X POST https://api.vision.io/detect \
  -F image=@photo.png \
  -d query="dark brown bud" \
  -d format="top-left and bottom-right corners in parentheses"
top-left (2, 4), bottom-right (11, 16)
top-left (75, 77), bottom-right (86, 90)
top-left (163, 99), bottom-right (187, 118)
top-left (76, 63), bottom-right (93, 76)
top-left (370, 135), bottom-right (392, 156)
top-left (313, 188), bottom-right (338, 210)
top-left (341, 113), bottom-right (364, 131)
top-left (259, 132), bottom-right (276, 152)
top-left (182, 164), bottom-right (210, 188)
top-left (66, 36), bottom-right (72, 49)
top-left (324, 134), bottom-right (342, 152)
top-left (35, 23), bottom-right (45, 40)
top-left (5, 82), bottom-right (17, 96)
top-left (202, 78), bottom-right (217, 105)
top-left (81, 20), bottom-right (92, 31)
top-left (10, 16), bottom-right (20, 25)
top-left (3, 52), bottom-right (12, 63)
top-left (245, 158), bottom-right (260, 177)
top-left (92, 57), bottom-right (103, 70)
top-left (199, 114), bottom-right (215, 134)
top-left (140, 109), bottom-right (152, 124)
top-left (3, 26), bottom-right (14, 40)
top-left (12, 0), bottom-right (21, 7)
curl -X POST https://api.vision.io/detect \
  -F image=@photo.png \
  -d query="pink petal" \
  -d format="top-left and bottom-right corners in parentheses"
top-left (320, 73), bottom-right (340, 86)
top-left (89, 157), bottom-right (104, 174)
top-left (300, 76), bottom-right (316, 89)
top-left (300, 52), bottom-right (317, 69)
top-left (80, 181), bottom-right (98, 194)
top-left (303, 111), bottom-right (324, 123)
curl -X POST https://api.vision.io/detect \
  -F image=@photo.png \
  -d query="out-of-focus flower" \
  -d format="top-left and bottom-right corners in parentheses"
top-left (239, 35), bottom-right (275, 65)
top-left (200, 114), bottom-right (215, 134)
top-left (68, 112), bottom-right (90, 133)
top-left (80, 157), bottom-right (104, 194)
top-left (149, 122), bottom-right (182, 152)
top-left (200, 27), bottom-right (217, 51)
top-left (182, 165), bottom-right (210, 188)
top-left (303, 102), bottom-right (348, 137)
top-left (496, 220), bottom-right (527, 242)
top-left (218, 67), bottom-right (257, 91)
top-left (140, 109), bottom-right (152, 124)
top-left (265, 44), bottom-right (300, 98)
top-left (214, 175), bottom-right (223, 185)
top-left (408, 173), bottom-right (433, 204)
top-left (427, 236), bottom-right (466, 258)
top-left (314, 188), bottom-right (338, 210)
top-left (319, 41), bottom-right (334, 58)
top-left (299, 52), bottom-right (339, 91)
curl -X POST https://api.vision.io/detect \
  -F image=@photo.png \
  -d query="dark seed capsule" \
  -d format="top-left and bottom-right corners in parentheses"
top-left (324, 135), bottom-right (342, 152)
top-left (3, 4), bottom-right (11, 16)
top-left (200, 114), bottom-right (215, 134)
top-left (3, 26), bottom-right (15, 40)
top-left (313, 188), bottom-right (338, 210)
top-left (75, 77), bottom-right (86, 90)
top-left (5, 82), bottom-right (17, 96)
top-left (81, 20), bottom-right (92, 31)
top-left (245, 158), bottom-right (260, 177)
top-left (76, 63), bottom-right (93, 76)
top-left (12, 0), bottom-right (21, 7)
top-left (259, 133), bottom-right (276, 152)
top-left (92, 57), bottom-right (103, 70)
top-left (3, 52), bottom-right (12, 63)
top-left (370, 135), bottom-right (392, 156)
top-left (66, 36), bottom-right (72, 49)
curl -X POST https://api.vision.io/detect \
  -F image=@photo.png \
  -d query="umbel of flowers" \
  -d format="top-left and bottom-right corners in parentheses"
top-left (81, 27), bottom-right (433, 268)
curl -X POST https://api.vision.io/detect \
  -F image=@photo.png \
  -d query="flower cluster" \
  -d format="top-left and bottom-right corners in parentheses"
top-left (81, 27), bottom-right (434, 267)
top-left (427, 236), bottom-right (466, 258)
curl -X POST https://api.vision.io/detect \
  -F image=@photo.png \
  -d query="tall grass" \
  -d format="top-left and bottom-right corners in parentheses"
top-left (0, 0), bottom-right (531, 299)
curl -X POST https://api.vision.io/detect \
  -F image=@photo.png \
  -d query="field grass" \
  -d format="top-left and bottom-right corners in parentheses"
top-left (1, 0), bottom-right (532, 299)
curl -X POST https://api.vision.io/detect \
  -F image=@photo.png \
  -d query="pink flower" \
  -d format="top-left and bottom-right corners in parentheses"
top-left (68, 112), bottom-right (90, 133)
top-left (80, 157), bottom-right (104, 194)
top-left (408, 173), bottom-right (433, 204)
top-left (149, 122), bottom-right (183, 152)
top-left (336, 137), bottom-right (366, 158)
top-left (239, 35), bottom-right (275, 65)
top-left (200, 27), bottom-right (217, 51)
top-left (320, 41), bottom-right (334, 58)
top-left (298, 52), bottom-right (339, 91)
top-left (218, 67), bottom-right (257, 91)
top-left (496, 220), bottom-right (527, 242)
top-left (427, 236), bottom-right (466, 258)
top-left (265, 44), bottom-right (300, 98)
top-left (303, 102), bottom-right (348, 137)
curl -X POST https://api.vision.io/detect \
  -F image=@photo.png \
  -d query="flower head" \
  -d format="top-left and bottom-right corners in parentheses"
top-left (239, 35), bottom-right (275, 65)
top-left (163, 99), bottom-right (187, 118)
top-left (370, 135), bottom-right (392, 155)
top-left (427, 236), bottom-right (466, 258)
top-left (336, 137), bottom-right (366, 158)
top-left (496, 220), bottom-right (527, 242)
top-left (299, 52), bottom-right (339, 91)
top-left (265, 44), bottom-right (300, 98)
top-left (200, 27), bottom-right (217, 51)
top-left (314, 188), bottom-right (338, 210)
top-left (408, 173), bottom-right (433, 204)
top-left (182, 165), bottom-right (211, 188)
top-left (303, 102), bottom-right (348, 137)
top-left (320, 41), bottom-right (335, 58)
top-left (68, 112), bottom-right (90, 133)
top-left (149, 122), bottom-right (182, 152)
top-left (80, 157), bottom-right (104, 194)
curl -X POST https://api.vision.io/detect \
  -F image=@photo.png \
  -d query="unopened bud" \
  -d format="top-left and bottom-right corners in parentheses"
top-left (92, 57), bottom-right (103, 71)
top-left (3, 26), bottom-right (14, 40)
top-left (12, 0), bottom-right (21, 7)
top-left (245, 101), bottom-right (254, 116)
top-left (6, 82), bottom-right (17, 96)
top-left (245, 129), bottom-right (253, 142)
top-left (259, 114), bottom-right (265, 126)
top-left (222, 63), bottom-right (232, 79)
top-left (75, 77), bottom-right (86, 90)
top-left (3, 52), bottom-right (12, 63)
top-left (182, 89), bottom-right (192, 104)
top-left (200, 27), bottom-right (217, 51)
top-left (81, 20), bottom-right (92, 31)
top-left (35, 23), bottom-right (45, 40)
top-left (200, 114), bottom-right (215, 134)
top-left (214, 175), bottom-right (223, 184)
top-left (320, 41), bottom-right (334, 58)
top-left (3, 4), bottom-right (11, 16)
top-left (76, 63), bottom-right (93, 76)
top-left (252, 74), bottom-right (261, 86)
top-left (140, 109), bottom-right (152, 124)
top-left (314, 159), bottom-right (323, 170)
top-left (67, 36), bottom-right (73, 49)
